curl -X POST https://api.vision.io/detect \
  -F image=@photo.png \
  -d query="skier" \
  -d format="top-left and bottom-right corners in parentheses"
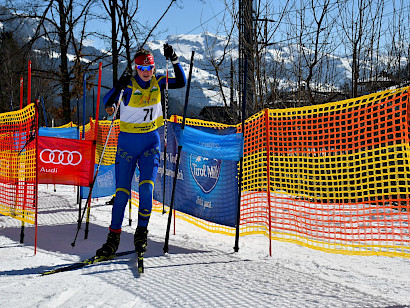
top-left (96, 44), bottom-right (186, 257)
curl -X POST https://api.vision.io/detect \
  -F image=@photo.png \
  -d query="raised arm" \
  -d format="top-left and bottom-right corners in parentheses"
top-left (162, 43), bottom-right (186, 89)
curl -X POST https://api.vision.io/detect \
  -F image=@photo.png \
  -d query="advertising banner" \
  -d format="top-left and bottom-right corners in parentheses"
top-left (38, 136), bottom-right (94, 186)
top-left (155, 123), bottom-right (242, 227)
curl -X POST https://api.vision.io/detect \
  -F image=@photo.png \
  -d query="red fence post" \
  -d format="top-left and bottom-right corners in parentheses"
top-left (27, 61), bottom-right (31, 106)
top-left (264, 109), bottom-right (272, 257)
top-left (94, 62), bottom-right (102, 139)
top-left (34, 96), bottom-right (39, 254)
top-left (83, 62), bottom-right (102, 239)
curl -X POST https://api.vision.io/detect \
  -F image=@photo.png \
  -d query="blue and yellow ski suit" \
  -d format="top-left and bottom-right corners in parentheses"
top-left (103, 62), bottom-right (186, 232)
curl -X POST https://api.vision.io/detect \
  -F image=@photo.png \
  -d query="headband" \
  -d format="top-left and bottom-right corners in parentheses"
top-left (134, 54), bottom-right (155, 65)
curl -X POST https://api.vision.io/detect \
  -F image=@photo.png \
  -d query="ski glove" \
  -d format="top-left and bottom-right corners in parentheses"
top-left (163, 43), bottom-right (179, 63)
top-left (117, 74), bottom-right (131, 89)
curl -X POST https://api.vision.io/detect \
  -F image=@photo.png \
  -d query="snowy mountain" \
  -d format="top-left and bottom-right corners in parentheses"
top-left (2, 6), bottom-right (389, 121)
top-left (0, 6), bottom-right (230, 118)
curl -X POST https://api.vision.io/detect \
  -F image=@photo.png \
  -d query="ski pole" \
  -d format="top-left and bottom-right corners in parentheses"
top-left (128, 197), bottom-right (132, 226)
top-left (163, 50), bottom-right (195, 254)
top-left (162, 56), bottom-right (169, 214)
top-left (71, 89), bottom-right (124, 247)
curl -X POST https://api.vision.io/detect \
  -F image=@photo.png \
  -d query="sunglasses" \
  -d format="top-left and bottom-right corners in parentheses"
top-left (136, 65), bottom-right (154, 71)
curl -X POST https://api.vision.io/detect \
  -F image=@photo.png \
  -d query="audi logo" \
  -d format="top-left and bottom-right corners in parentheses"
top-left (40, 149), bottom-right (83, 166)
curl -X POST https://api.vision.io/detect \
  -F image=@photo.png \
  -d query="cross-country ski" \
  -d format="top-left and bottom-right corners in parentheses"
top-left (41, 250), bottom-right (136, 276)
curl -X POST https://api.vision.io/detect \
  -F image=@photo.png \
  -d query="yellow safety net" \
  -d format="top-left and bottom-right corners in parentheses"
top-left (0, 104), bottom-right (37, 224)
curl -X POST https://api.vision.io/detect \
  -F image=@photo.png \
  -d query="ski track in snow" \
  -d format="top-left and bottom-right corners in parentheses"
top-left (0, 185), bottom-right (410, 308)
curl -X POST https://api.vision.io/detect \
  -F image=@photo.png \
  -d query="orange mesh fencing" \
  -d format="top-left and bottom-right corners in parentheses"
top-left (81, 119), bottom-right (120, 166)
top-left (58, 87), bottom-right (410, 258)
top-left (57, 119), bottom-right (119, 165)
top-left (0, 104), bottom-right (37, 224)
top-left (243, 86), bottom-right (410, 257)
top-left (167, 88), bottom-right (410, 258)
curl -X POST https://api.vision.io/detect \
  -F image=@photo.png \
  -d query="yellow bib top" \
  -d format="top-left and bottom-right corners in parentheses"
top-left (119, 76), bottom-right (163, 133)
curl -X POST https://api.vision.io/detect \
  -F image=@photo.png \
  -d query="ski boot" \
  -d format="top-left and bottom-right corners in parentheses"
top-left (134, 226), bottom-right (148, 253)
top-left (134, 226), bottom-right (148, 273)
top-left (96, 231), bottom-right (120, 258)
top-left (105, 195), bottom-right (115, 205)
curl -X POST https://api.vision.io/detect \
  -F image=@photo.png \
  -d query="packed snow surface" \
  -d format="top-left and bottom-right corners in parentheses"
top-left (1, 185), bottom-right (410, 307)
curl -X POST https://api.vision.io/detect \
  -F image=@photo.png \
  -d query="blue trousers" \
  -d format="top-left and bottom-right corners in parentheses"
top-left (110, 130), bottom-right (160, 231)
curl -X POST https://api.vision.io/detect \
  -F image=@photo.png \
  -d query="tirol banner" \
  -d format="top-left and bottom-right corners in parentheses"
top-left (154, 123), bottom-right (243, 227)
top-left (38, 136), bottom-right (94, 186)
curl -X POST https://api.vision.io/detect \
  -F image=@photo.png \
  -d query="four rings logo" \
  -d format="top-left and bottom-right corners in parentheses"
top-left (40, 149), bottom-right (83, 166)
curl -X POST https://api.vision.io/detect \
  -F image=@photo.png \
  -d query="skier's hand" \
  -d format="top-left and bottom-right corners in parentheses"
top-left (117, 74), bottom-right (131, 89)
top-left (105, 105), bottom-right (115, 116)
top-left (163, 43), bottom-right (178, 62)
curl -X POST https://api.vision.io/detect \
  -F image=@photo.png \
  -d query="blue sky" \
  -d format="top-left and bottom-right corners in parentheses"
top-left (87, 0), bottom-right (409, 53)
top-left (89, 0), bottom-right (228, 49)
top-left (140, 0), bottom-right (227, 38)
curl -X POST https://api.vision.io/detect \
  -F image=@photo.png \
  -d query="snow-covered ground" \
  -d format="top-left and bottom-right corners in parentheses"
top-left (1, 184), bottom-right (410, 308)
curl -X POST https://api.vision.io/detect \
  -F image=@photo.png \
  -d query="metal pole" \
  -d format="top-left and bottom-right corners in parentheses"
top-left (41, 97), bottom-right (47, 127)
top-left (234, 56), bottom-right (248, 252)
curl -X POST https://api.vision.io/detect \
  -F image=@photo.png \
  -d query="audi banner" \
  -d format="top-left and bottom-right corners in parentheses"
top-left (38, 136), bottom-right (95, 186)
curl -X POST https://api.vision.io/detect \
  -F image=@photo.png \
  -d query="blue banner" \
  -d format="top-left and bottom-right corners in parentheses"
top-left (154, 123), bottom-right (241, 227)
top-left (180, 126), bottom-right (243, 161)
top-left (80, 164), bottom-right (116, 198)
top-left (39, 127), bottom-right (79, 139)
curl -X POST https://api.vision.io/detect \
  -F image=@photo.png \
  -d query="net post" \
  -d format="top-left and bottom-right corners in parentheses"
top-left (264, 108), bottom-right (272, 257)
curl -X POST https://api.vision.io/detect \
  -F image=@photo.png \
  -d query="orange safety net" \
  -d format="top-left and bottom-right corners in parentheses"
top-left (169, 87), bottom-right (410, 258)
top-left (57, 87), bottom-right (410, 258)
top-left (0, 104), bottom-right (37, 224)
top-left (81, 119), bottom-right (120, 166)
top-left (244, 86), bottom-right (410, 257)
